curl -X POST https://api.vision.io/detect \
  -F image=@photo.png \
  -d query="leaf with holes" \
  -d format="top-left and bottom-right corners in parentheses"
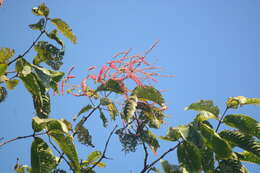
top-left (51, 18), bottom-right (77, 44)
top-left (31, 137), bottom-right (57, 173)
top-left (75, 120), bottom-right (94, 147)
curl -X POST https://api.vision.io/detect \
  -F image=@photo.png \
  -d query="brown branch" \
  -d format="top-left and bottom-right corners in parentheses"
top-left (140, 141), bottom-right (182, 173)
top-left (89, 125), bottom-right (118, 170)
top-left (0, 132), bottom-right (47, 147)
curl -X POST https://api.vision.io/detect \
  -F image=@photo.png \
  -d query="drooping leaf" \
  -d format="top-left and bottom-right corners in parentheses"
top-left (122, 95), bottom-right (138, 122)
top-left (141, 130), bottom-right (160, 152)
top-left (133, 86), bottom-right (165, 106)
top-left (49, 130), bottom-right (80, 173)
top-left (0, 47), bottom-right (15, 63)
top-left (51, 18), bottom-right (77, 44)
top-left (32, 3), bottom-right (49, 17)
top-left (107, 101), bottom-right (118, 120)
top-left (98, 108), bottom-right (108, 127)
top-left (29, 18), bottom-right (45, 31)
top-left (31, 137), bottom-right (57, 173)
top-left (185, 100), bottom-right (219, 117)
top-left (0, 86), bottom-right (7, 102)
top-left (219, 130), bottom-right (260, 157)
top-left (223, 114), bottom-right (260, 139)
top-left (32, 93), bottom-right (50, 118)
top-left (0, 64), bottom-right (7, 76)
top-left (160, 125), bottom-right (189, 141)
top-left (177, 141), bottom-right (202, 173)
top-left (96, 79), bottom-right (125, 94)
top-left (75, 120), bottom-right (94, 147)
top-left (34, 41), bottom-right (64, 70)
top-left (46, 29), bottom-right (64, 47)
top-left (235, 151), bottom-right (260, 165)
top-left (199, 124), bottom-right (232, 159)
top-left (73, 104), bottom-right (93, 121)
top-left (226, 96), bottom-right (260, 109)
top-left (115, 128), bottom-right (140, 152)
top-left (160, 160), bottom-right (188, 173)
top-left (6, 79), bottom-right (19, 90)
top-left (217, 159), bottom-right (249, 173)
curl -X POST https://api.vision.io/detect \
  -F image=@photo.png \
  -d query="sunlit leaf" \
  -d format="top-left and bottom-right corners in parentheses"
top-left (160, 125), bottom-right (189, 141)
top-left (107, 101), bottom-right (118, 120)
top-left (160, 160), bottom-right (189, 173)
top-left (195, 110), bottom-right (218, 122)
top-left (34, 41), bottom-right (64, 70)
top-left (0, 48), bottom-right (15, 63)
top-left (177, 141), bottom-right (202, 172)
top-left (236, 151), bottom-right (260, 165)
top-left (32, 3), bottom-right (49, 17)
top-left (226, 96), bottom-right (260, 109)
top-left (122, 95), bottom-right (138, 122)
top-left (185, 100), bottom-right (219, 117)
top-left (133, 86), bottom-right (165, 106)
top-left (86, 151), bottom-right (102, 163)
top-left (29, 18), bottom-right (45, 31)
top-left (199, 124), bottom-right (232, 159)
top-left (33, 93), bottom-right (50, 118)
top-left (31, 137), bottom-right (57, 173)
top-left (6, 79), bottom-right (19, 90)
top-left (14, 163), bottom-right (31, 173)
top-left (0, 64), bottom-right (7, 76)
top-left (32, 117), bottom-right (69, 133)
top-left (49, 130), bottom-right (80, 173)
top-left (220, 130), bottom-right (260, 157)
top-left (51, 18), bottom-right (77, 44)
top-left (223, 114), bottom-right (260, 139)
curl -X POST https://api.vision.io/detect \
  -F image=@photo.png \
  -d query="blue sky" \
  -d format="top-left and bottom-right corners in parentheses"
top-left (0, 0), bottom-right (260, 172)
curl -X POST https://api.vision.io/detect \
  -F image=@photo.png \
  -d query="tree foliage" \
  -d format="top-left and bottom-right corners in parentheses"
top-left (0, 3), bottom-right (259, 173)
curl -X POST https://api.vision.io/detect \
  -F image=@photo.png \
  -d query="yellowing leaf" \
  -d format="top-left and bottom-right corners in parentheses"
top-left (0, 64), bottom-right (7, 76)
top-left (6, 79), bottom-right (19, 90)
top-left (51, 18), bottom-right (77, 44)
top-left (32, 3), bottom-right (49, 17)
top-left (0, 48), bottom-right (14, 63)
top-left (226, 96), bottom-right (260, 109)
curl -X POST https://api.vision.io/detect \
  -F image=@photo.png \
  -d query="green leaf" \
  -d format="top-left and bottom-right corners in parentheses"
top-left (226, 96), bottom-right (260, 109)
top-left (87, 151), bottom-right (102, 163)
top-left (6, 79), bottom-right (19, 90)
top-left (219, 130), bottom-right (260, 157)
top-left (31, 137), bottom-right (57, 173)
top-left (0, 64), bottom-right (7, 76)
top-left (141, 130), bottom-right (160, 152)
top-left (29, 18), bottom-right (45, 31)
top-left (200, 148), bottom-right (214, 173)
top-left (223, 114), bottom-right (260, 139)
top-left (46, 29), bottom-right (64, 47)
top-left (107, 101), bottom-right (118, 120)
top-left (218, 159), bottom-right (249, 173)
top-left (133, 86), bottom-right (165, 106)
top-left (0, 86), bottom-right (7, 103)
top-left (73, 104), bottom-right (93, 121)
top-left (33, 93), bottom-right (50, 118)
top-left (160, 125), bottom-right (189, 141)
top-left (75, 120), bottom-right (94, 147)
top-left (14, 163), bottom-right (31, 173)
top-left (195, 111), bottom-right (218, 122)
top-left (160, 160), bottom-right (189, 173)
top-left (32, 117), bottom-right (69, 133)
top-left (96, 79), bottom-right (125, 94)
top-left (177, 141), bottom-right (202, 172)
top-left (49, 130), bottom-right (80, 173)
top-left (199, 124), bottom-right (232, 159)
top-left (0, 48), bottom-right (15, 63)
top-left (122, 95), bottom-right (138, 122)
top-left (236, 151), bottom-right (260, 165)
top-left (98, 108), bottom-right (108, 127)
top-left (32, 3), bottom-right (49, 17)
top-left (51, 18), bottom-right (77, 44)
top-left (34, 41), bottom-right (64, 70)
top-left (115, 128), bottom-right (139, 152)
top-left (185, 100), bottom-right (219, 117)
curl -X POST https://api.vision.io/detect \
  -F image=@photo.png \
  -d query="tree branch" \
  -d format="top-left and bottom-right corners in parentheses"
top-left (89, 125), bottom-right (118, 170)
top-left (140, 141), bottom-right (182, 173)
top-left (0, 132), bottom-right (47, 147)
top-left (215, 107), bottom-right (228, 132)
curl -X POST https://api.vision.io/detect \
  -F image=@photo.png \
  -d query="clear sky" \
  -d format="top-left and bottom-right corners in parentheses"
top-left (0, 0), bottom-right (260, 172)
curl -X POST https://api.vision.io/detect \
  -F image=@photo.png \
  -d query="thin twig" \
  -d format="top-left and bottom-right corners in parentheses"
top-left (142, 142), bottom-right (149, 169)
top-left (0, 132), bottom-right (47, 147)
top-left (215, 107), bottom-right (228, 132)
top-left (7, 18), bottom-right (48, 66)
top-left (89, 125), bottom-right (118, 170)
top-left (140, 141), bottom-right (182, 173)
